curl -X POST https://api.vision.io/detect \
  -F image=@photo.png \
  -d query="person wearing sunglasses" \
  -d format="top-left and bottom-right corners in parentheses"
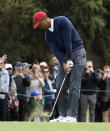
top-left (42, 66), bottom-right (56, 114)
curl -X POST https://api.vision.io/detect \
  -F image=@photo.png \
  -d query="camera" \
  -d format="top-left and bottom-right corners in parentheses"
top-left (16, 69), bottom-right (21, 73)
top-left (32, 69), bottom-right (35, 74)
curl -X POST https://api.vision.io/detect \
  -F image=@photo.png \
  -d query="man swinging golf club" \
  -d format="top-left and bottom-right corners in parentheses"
top-left (33, 11), bottom-right (86, 122)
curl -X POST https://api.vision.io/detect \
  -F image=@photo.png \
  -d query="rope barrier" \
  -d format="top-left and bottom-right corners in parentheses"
top-left (80, 89), bottom-right (110, 93)
top-left (0, 91), bottom-right (54, 98)
top-left (0, 89), bottom-right (110, 99)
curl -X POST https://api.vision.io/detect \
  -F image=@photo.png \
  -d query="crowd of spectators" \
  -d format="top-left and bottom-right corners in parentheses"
top-left (0, 54), bottom-right (110, 122)
top-left (78, 61), bottom-right (110, 122)
top-left (0, 55), bottom-right (59, 121)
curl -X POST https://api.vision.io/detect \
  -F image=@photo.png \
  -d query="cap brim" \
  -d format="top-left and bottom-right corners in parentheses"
top-left (33, 21), bottom-right (40, 29)
top-left (35, 92), bottom-right (41, 96)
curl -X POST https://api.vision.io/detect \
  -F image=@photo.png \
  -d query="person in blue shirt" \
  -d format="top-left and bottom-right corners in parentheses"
top-left (0, 58), bottom-right (9, 121)
top-left (42, 66), bottom-right (56, 113)
top-left (33, 11), bottom-right (86, 122)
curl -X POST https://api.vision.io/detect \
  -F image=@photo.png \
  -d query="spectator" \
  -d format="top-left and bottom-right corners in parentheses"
top-left (5, 63), bottom-right (13, 74)
top-left (12, 61), bottom-right (30, 121)
top-left (52, 56), bottom-right (59, 80)
top-left (1, 54), bottom-right (7, 68)
top-left (80, 61), bottom-right (99, 122)
top-left (32, 63), bottom-right (44, 80)
top-left (28, 91), bottom-right (41, 121)
top-left (1, 54), bottom-right (7, 62)
top-left (5, 63), bottom-right (17, 93)
top-left (51, 56), bottom-right (59, 88)
top-left (22, 62), bottom-right (32, 120)
top-left (98, 65), bottom-right (110, 122)
top-left (22, 62), bottom-right (32, 79)
top-left (40, 62), bottom-right (48, 72)
top-left (28, 67), bottom-right (44, 98)
top-left (0, 58), bottom-right (9, 121)
top-left (42, 66), bottom-right (56, 113)
top-left (94, 68), bottom-right (103, 122)
top-left (7, 91), bottom-right (19, 121)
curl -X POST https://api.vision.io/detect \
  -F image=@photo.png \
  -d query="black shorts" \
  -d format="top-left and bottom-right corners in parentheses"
top-left (101, 99), bottom-right (110, 112)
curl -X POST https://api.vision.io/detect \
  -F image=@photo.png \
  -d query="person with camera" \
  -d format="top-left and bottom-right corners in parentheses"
top-left (28, 67), bottom-right (45, 98)
top-left (12, 61), bottom-right (30, 121)
top-left (5, 63), bottom-right (17, 94)
top-left (42, 66), bottom-right (56, 114)
top-left (80, 60), bottom-right (99, 122)
top-left (28, 66), bottom-right (45, 119)
top-left (98, 65), bottom-right (110, 122)
top-left (0, 58), bottom-right (9, 121)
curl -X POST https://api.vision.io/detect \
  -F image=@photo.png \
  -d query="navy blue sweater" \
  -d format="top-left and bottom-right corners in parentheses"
top-left (45, 16), bottom-right (83, 64)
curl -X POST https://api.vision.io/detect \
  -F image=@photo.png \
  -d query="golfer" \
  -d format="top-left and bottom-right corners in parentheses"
top-left (33, 11), bottom-right (86, 122)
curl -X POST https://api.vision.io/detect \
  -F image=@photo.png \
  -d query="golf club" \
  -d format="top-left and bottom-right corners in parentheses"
top-left (49, 74), bottom-right (67, 118)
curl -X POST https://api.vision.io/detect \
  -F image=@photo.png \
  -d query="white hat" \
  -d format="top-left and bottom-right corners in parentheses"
top-left (40, 62), bottom-right (48, 67)
top-left (5, 64), bottom-right (13, 69)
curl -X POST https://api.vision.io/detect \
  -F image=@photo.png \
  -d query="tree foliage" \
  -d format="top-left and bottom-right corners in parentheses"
top-left (0, 0), bottom-right (48, 64)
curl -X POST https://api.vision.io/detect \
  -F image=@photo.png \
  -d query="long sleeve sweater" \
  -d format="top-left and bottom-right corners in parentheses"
top-left (45, 16), bottom-right (83, 64)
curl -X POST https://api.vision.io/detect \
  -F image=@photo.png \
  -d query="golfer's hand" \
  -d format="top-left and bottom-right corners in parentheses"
top-left (63, 63), bottom-right (71, 74)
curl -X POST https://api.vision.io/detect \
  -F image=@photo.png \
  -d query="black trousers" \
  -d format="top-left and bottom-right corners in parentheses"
top-left (44, 104), bottom-right (53, 113)
top-left (18, 99), bottom-right (27, 121)
top-left (0, 93), bottom-right (8, 121)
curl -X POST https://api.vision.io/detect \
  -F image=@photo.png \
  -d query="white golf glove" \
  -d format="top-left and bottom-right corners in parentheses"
top-left (53, 89), bottom-right (57, 93)
top-left (66, 60), bottom-right (73, 68)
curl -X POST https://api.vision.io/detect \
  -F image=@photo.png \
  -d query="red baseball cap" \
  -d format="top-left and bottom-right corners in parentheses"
top-left (33, 11), bottom-right (47, 29)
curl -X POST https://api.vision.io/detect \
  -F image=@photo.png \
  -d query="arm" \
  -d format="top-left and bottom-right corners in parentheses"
top-left (50, 43), bottom-right (71, 74)
top-left (49, 41), bottom-right (65, 64)
top-left (39, 78), bottom-right (45, 87)
top-left (22, 74), bottom-right (30, 87)
top-left (44, 86), bottom-right (55, 95)
top-left (43, 80), bottom-right (56, 95)
top-left (60, 17), bottom-right (72, 60)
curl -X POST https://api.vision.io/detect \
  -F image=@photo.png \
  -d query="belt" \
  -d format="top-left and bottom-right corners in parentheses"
top-left (72, 45), bottom-right (84, 52)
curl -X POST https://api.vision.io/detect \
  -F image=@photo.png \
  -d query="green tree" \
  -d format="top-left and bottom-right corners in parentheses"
top-left (0, 0), bottom-right (49, 64)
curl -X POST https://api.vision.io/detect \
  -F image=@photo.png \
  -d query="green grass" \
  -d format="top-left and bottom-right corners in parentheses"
top-left (0, 122), bottom-right (110, 131)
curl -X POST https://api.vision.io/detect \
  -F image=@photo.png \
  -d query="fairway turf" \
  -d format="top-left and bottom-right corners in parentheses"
top-left (0, 122), bottom-right (110, 131)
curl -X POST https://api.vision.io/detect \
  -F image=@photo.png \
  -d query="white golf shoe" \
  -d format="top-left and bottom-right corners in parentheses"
top-left (49, 116), bottom-right (65, 122)
top-left (59, 116), bottom-right (77, 123)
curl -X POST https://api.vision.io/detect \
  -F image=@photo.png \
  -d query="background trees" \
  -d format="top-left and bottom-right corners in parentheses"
top-left (0, 0), bottom-right (110, 68)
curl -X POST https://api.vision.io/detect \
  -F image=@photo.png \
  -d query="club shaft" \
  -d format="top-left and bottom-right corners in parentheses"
top-left (50, 74), bottom-right (67, 117)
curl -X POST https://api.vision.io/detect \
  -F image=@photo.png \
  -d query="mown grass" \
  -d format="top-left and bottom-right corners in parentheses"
top-left (0, 122), bottom-right (110, 131)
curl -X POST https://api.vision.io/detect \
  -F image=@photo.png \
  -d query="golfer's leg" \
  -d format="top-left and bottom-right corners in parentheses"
top-left (67, 48), bottom-right (86, 118)
top-left (67, 65), bottom-right (84, 117)
top-left (56, 65), bottom-right (69, 116)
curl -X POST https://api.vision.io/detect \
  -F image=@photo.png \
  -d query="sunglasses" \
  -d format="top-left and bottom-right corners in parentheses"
top-left (6, 68), bottom-right (12, 70)
top-left (43, 71), bottom-right (49, 73)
